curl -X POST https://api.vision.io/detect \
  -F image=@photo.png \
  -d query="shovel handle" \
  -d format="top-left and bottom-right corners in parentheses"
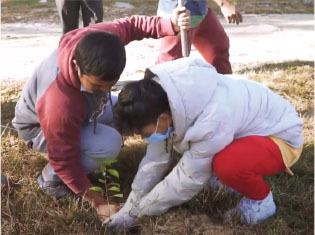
top-left (178, 0), bottom-right (189, 57)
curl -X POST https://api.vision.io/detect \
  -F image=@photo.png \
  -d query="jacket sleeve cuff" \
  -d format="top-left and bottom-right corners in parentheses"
top-left (68, 174), bottom-right (92, 195)
top-left (50, 160), bottom-right (92, 194)
top-left (159, 17), bottom-right (177, 37)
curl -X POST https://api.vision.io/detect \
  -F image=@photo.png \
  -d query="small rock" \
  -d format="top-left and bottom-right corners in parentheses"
top-left (115, 2), bottom-right (134, 9)
top-left (1, 174), bottom-right (8, 187)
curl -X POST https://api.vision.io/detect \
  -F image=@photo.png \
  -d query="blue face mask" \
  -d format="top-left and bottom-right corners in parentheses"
top-left (144, 118), bottom-right (173, 143)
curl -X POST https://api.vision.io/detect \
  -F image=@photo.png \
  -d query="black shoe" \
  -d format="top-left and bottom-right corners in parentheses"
top-left (37, 174), bottom-right (71, 200)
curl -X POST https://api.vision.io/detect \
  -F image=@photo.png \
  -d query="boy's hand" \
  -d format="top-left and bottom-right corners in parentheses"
top-left (220, 1), bottom-right (242, 24)
top-left (171, 7), bottom-right (190, 32)
top-left (81, 188), bottom-right (120, 220)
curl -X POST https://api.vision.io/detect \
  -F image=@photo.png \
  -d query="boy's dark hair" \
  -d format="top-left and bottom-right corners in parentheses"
top-left (113, 69), bottom-right (170, 135)
top-left (74, 31), bottom-right (126, 81)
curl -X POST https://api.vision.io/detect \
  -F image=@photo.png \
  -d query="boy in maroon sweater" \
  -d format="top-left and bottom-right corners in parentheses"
top-left (12, 9), bottom-right (190, 220)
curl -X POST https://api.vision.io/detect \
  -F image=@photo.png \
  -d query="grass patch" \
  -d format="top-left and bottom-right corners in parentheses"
top-left (237, 61), bottom-right (314, 144)
top-left (1, 61), bottom-right (314, 234)
top-left (2, 0), bottom-right (54, 8)
top-left (209, 0), bottom-right (314, 14)
top-left (2, 0), bottom-right (58, 23)
top-left (2, 0), bottom-right (314, 23)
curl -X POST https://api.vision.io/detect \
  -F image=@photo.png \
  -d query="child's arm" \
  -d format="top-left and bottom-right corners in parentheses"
top-left (88, 7), bottom-right (190, 45)
top-left (106, 123), bottom-right (234, 231)
top-left (106, 146), bottom-right (215, 231)
top-left (131, 149), bottom-right (214, 217)
top-left (122, 141), bottom-right (172, 210)
top-left (58, 8), bottom-right (189, 62)
top-left (126, 123), bottom-right (234, 219)
top-left (104, 141), bottom-right (172, 229)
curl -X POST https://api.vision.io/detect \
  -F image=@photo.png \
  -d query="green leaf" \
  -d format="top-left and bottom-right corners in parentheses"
top-left (112, 193), bottom-right (123, 198)
top-left (98, 179), bottom-right (106, 184)
top-left (108, 186), bottom-right (120, 192)
top-left (108, 169), bottom-right (119, 178)
top-left (108, 182), bottom-right (120, 187)
top-left (92, 158), bottom-right (106, 164)
top-left (102, 171), bottom-right (106, 177)
top-left (89, 186), bottom-right (104, 193)
top-left (100, 165), bottom-right (106, 173)
top-left (104, 158), bottom-right (118, 167)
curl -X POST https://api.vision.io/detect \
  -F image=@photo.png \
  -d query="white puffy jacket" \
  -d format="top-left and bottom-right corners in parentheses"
top-left (122, 57), bottom-right (303, 218)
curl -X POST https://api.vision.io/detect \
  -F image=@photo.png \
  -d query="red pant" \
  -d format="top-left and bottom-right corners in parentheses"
top-left (157, 8), bottom-right (232, 74)
top-left (212, 136), bottom-right (286, 200)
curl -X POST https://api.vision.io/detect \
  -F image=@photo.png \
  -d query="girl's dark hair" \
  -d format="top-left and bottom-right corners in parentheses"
top-left (113, 69), bottom-right (170, 135)
top-left (74, 31), bottom-right (126, 81)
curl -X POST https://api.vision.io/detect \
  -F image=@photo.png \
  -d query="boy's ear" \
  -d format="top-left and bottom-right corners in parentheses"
top-left (73, 59), bottom-right (78, 71)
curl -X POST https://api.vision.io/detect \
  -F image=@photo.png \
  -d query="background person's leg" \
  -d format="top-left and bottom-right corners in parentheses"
top-left (79, 122), bottom-right (121, 173)
top-left (212, 136), bottom-right (286, 200)
top-left (56, 0), bottom-right (80, 34)
top-left (81, 0), bottom-right (103, 27)
top-left (55, 0), bottom-right (65, 31)
top-left (192, 8), bottom-right (232, 74)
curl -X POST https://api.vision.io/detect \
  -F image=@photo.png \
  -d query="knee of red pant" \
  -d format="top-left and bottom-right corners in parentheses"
top-left (212, 154), bottom-right (239, 184)
top-left (212, 46), bottom-right (231, 74)
top-left (213, 59), bottom-right (232, 74)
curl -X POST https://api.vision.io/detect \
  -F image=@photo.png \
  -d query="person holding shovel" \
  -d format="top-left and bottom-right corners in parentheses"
top-left (12, 9), bottom-right (190, 220)
top-left (157, 0), bottom-right (243, 74)
top-left (107, 57), bottom-right (303, 231)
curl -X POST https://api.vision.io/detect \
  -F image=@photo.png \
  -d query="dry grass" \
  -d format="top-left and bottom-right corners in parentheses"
top-left (1, 60), bottom-right (314, 234)
top-left (1, 0), bottom-right (314, 234)
top-left (209, 0), bottom-right (314, 14)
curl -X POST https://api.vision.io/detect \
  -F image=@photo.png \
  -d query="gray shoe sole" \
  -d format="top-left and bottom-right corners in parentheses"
top-left (37, 175), bottom-right (71, 200)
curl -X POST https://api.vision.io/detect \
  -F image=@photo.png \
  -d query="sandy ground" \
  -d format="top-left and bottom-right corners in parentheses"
top-left (0, 14), bottom-right (314, 82)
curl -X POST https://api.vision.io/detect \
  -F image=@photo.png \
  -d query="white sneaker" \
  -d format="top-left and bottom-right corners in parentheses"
top-left (226, 191), bottom-right (276, 224)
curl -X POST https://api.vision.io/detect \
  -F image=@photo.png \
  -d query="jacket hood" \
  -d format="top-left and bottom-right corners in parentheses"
top-left (57, 29), bottom-right (87, 89)
top-left (149, 57), bottom-right (220, 141)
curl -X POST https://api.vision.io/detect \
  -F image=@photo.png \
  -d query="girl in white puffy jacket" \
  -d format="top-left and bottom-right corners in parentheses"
top-left (107, 57), bottom-right (303, 231)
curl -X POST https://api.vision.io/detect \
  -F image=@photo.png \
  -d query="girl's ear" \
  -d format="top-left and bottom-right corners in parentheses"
top-left (159, 112), bottom-right (172, 126)
top-left (144, 69), bottom-right (157, 80)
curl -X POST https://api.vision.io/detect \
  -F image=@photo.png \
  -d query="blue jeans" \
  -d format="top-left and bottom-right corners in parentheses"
top-left (36, 96), bottom-right (121, 182)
